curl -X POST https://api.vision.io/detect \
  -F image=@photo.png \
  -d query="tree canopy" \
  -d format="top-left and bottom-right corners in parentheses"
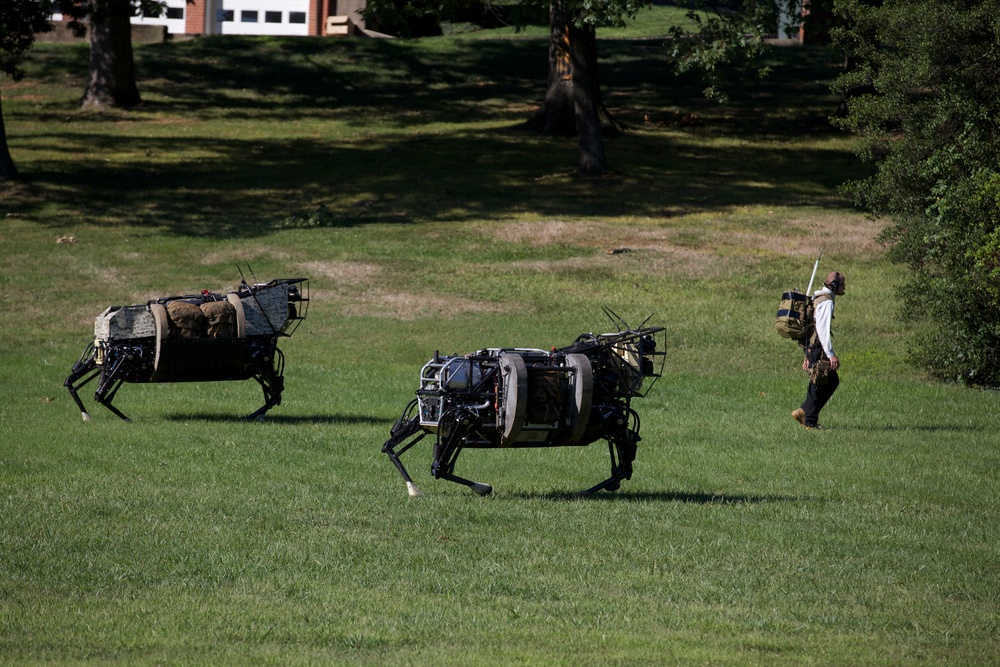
top-left (1, 0), bottom-right (53, 80)
top-left (1, 0), bottom-right (54, 179)
top-left (667, 1), bottom-right (798, 102)
top-left (833, 0), bottom-right (1000, 386)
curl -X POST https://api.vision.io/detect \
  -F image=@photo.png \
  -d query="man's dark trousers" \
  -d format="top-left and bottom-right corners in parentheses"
top-left (801, 369), bottom-right (839, 427)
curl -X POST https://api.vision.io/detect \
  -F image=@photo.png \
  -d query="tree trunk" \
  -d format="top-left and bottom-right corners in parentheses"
top-left (0, 92), bottom-right (18, 181)
top-left (526, 0), bottom-right (609, 175)
top-left (80, 0), bottom-right (141, 109)
top-left (526, 1), bottom-right (576, 136)
top-left (568, 21), bottom-right (607, 176)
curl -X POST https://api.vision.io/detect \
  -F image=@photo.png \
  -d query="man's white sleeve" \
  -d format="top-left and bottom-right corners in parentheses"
top-left (814, 299), bottom-right (835, 358)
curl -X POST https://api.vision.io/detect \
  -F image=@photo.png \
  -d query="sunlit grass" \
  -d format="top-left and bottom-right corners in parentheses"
top-left (1, 26), bottom-right (998, 667)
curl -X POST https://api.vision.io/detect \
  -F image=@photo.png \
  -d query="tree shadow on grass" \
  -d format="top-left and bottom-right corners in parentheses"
top-left (26, 37), bottom-right (841, 133)
top-left (23, 37), bottom-right (548, 126)
top-left (9, 37), bottom-right (856, 237)
top-left (9, 127), bottom-right (859, 237)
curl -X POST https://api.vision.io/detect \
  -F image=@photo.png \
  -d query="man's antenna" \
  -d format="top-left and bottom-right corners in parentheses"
top-left (806, 248), bottom-right (825, 295)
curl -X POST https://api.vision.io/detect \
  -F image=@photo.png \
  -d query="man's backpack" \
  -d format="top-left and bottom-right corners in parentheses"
top-left (775, 289), bottom-right (812, 341)
top-left (775, 290), bottom-right (833, 343)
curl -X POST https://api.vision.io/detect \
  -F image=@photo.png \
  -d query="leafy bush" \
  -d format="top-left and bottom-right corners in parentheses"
top-left (833, 0), bottom-right (1000, 387)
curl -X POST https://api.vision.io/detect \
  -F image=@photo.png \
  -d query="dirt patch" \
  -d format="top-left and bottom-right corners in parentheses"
top-left (197, 247), bottom-right (294, 267)
top-left (490, 212), bottom-right (883, 262)
top-left (501, 246), bottom-right (739, 282)
top-left (491, 220), bottom-right (609, 247)
top-left (300, 261), bottom-right (514, 320)
top-left (340, 290), bottom-right (512, 321)
top-left (486, 220), bottom-right (742, 280)
top-left (786, 214), bottom-right (886, 257)
top-left (234, 261), bottom-right (514, 320)
top-left (297, 260), bottom-right (382, 287)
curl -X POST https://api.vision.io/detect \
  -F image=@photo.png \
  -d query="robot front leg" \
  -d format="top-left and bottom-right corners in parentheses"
top-left (95, 376), bottom-right (132, 422)
top-left (579, 441), bottom-right (627, 495)
top-left (432, 410), bottom-right (492, 497)
top-left (64, 344), bottom-right (99, 421)
top-left (88, 352), bottom-right (133, 422)
top-left (248, 370), bottom-right (283, 421)
top-left (579, 409), bottom-right (640, 495)
top-left (248, 349), bottom-right (285, 421)
top-left (382, 400), bottom-right (427, 497)
top-left (438, 472), bottom-right (493, 497)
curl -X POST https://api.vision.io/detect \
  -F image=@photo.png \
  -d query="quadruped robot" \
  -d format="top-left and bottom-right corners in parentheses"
top-left (65, 273), bottom-right (308, 421)
top-left (382, 310), bottom-right (665, 496)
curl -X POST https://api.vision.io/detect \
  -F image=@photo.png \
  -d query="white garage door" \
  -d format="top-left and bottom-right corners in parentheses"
top-left (216, 0), bottom-right (311, 36)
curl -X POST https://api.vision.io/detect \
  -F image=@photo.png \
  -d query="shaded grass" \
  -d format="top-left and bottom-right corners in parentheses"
top-left (3, 36), bottom-right (853, 237)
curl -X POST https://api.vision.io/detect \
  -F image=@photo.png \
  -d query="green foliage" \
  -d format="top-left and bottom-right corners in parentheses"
top-left (361, 0), bottom-right (450, 36)
top-left (363, 0), bottom-right (649, 37)
top-left (1, 0), bottom-right (53, 180)
top-left (832, 0), bottom-right (1000, 387)
top-left (0, 0), bottom-right (53, 80)
top-left (665, 1), bottom-right (800, 102)
top-left (573, 0), bottom-right (647, 27)
top-left (972, 174), bottom-right (1000, 302)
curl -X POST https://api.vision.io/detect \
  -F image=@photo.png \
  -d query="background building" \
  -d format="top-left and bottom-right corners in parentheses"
top-left (51, 0), bottom-right (367, 38)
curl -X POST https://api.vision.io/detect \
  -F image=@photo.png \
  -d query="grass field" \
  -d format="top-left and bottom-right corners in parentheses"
top-left (1, 21), bottom-right (999, 667)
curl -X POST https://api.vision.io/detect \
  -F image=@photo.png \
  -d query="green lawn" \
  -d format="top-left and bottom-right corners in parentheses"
top-left (1, 28), bottom-right (997, 666)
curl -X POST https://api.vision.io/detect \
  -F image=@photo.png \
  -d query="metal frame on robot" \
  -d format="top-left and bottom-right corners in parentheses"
top-left (382, 309), bottom-right (665, 496)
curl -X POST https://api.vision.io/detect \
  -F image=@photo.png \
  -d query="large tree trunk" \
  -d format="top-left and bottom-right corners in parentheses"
top-left (0, 93), bottom-right (18, 181)
top-left (526, 1), bottom-right (576, 136)
top-left (80, 0), bottom-right (141, 109)
top-left (568, 21), bottom-right (607, 176)
top-left (527, 0), bottom-right (609, 175)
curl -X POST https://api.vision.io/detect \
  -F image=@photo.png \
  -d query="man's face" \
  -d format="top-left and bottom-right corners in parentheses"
top-left (836, 278), bottom-right (846, 296)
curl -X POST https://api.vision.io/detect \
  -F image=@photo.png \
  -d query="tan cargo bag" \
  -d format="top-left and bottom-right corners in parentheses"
top-left (165, 301), bottom-right (206, 338)
top-left (200, 300), bottom-right (237, 338)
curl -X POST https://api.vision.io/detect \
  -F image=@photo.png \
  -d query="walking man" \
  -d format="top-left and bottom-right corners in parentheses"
top-left (792, 271), bottom-right (846, 430)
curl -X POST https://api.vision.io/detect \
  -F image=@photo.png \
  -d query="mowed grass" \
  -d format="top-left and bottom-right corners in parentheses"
top-left (1, 25), bottom-right (999, 667)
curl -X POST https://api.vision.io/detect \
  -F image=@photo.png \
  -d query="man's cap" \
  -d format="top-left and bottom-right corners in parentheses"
top-left (825, 271), bottom-right (845, 286)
